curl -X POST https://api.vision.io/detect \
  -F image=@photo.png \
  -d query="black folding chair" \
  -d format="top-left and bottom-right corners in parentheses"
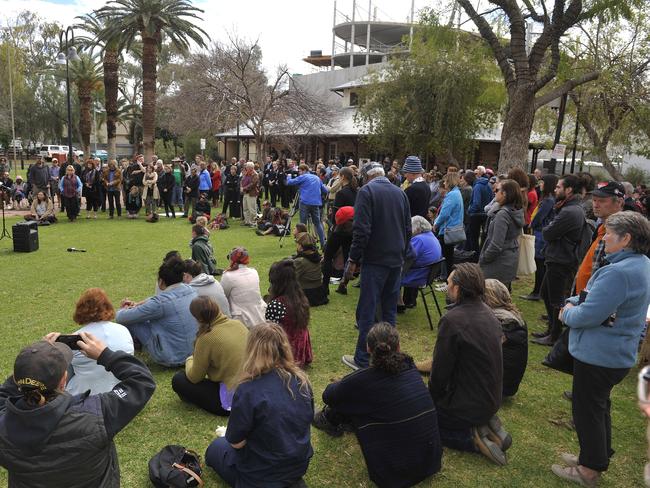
top-left (418, 258), bottom-right (445, 330)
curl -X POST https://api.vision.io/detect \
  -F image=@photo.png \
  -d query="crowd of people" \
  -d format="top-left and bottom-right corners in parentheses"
top-left (1, 151), bottom-right (650, 488)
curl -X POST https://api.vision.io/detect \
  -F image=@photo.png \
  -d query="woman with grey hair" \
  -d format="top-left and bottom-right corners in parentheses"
top-left (398, 215), bottom-right (443, 312)
top-left (553, 211), bottom-right (650, 486)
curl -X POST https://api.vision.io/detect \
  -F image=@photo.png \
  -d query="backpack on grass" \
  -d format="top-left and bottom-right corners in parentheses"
top-left (149, 445), bottom-right (204, 487)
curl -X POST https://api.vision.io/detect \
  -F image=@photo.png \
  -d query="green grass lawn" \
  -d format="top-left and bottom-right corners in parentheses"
top-left (0, 214), bottom-right (646, 487)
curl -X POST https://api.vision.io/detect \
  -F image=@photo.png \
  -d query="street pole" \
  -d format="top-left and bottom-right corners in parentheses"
top-left (7, 36), bottom-right (17, 173)
top-left (58, 26), bottom-right (77, 168)
top-left (548, 92), bottom-right (568, 174)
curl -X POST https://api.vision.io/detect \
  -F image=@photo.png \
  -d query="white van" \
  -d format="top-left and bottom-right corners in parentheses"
top-left (40, 145), bottom-right (66, 161)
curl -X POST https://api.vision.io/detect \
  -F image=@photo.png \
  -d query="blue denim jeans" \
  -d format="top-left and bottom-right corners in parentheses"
top-left (172, 185), bottom-right (183, 207)
top-left (353, 263), bottom-right (401, 367)
top-left (299, 202), bottom-right (326, 248)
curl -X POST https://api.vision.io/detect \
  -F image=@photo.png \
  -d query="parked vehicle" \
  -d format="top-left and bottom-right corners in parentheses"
top-left (40, 145), bottom-right (67, 160)
top-left (92, 149), bottom-right (108, 162)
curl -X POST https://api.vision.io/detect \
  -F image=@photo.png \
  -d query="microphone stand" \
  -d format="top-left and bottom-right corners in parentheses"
top-left (0, 190), bottom-right (12, 241)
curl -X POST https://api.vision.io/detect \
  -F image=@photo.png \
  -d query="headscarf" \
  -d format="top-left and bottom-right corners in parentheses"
top-left (226, 247), bottom-right (250, 271)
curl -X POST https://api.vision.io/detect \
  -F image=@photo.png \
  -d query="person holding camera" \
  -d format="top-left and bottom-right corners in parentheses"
top-left (552, 211), bottom-right (650, 487)
top-left (286, 163), bottom-right (329, 248)
top-left (0, 331), bottom-right (156, 487)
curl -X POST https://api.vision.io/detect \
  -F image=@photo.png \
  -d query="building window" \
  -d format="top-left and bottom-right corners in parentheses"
top-left (328, 142), bottom-right (338, 161)
top-left (349, 91), bottom-right (359, 106)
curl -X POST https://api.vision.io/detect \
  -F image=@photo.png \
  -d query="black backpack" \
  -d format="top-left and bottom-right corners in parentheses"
top-left (149, 445), bottom-right (204, 488)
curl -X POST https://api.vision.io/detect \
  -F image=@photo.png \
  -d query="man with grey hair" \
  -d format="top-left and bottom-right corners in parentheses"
top-left (342, 162), bottom-right (412, 370)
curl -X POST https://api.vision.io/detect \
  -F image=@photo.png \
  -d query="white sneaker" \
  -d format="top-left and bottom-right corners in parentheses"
top-left (341, 355), bottom-right (362, 371)
top-left (329, 277), bottom-right (342, 285)
top-left (434, 284), bottom-right (448, 293)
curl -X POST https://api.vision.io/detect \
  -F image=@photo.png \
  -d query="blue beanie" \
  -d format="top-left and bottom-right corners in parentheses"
top-left (403, 155), bottom-right (423, 174)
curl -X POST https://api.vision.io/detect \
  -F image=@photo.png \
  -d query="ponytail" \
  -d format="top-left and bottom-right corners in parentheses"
top-left (367, 323), bottom-right (411, 374)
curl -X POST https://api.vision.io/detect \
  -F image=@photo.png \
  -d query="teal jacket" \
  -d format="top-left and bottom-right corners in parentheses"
top-left (564, 250), bottom-right (650, 368)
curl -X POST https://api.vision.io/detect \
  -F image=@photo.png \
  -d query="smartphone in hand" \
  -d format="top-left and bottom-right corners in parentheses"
top-left (55, 334), bottom-right (83, 350)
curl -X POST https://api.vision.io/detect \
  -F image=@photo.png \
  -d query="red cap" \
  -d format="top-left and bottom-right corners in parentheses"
top-left (335, 206), bottom-right (354, 225)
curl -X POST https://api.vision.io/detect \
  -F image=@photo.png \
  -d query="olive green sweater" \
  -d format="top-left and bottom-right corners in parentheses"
top-left (184, 313), bottom-right (248, 389)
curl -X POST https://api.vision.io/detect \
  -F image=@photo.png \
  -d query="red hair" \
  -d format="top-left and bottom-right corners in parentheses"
top-left (73, 288), bottom-right (115, 325)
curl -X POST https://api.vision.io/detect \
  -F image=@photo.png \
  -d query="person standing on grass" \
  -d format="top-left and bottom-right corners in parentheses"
top-left (28, 156), bottom-right (50, 198)
top-left (198, 160), bottom-right (212, 197)
top-left (467, 165), bottom-right (493, 253)
top-left (429, 263), bottom-right (510, 466)
top-left (222, 165), bottom-right (241, 219)
top-left (102, 159), bottom-right (123, 219)
top-left (205, 322), bottom-right (313, 488)
top-left (158, 164), bottom-right (176, 218)
top-left (49, 158), bottom-right (60, 206)
top-left (171, 296), bottom-right (248, 416)
top-left (183, 166), bottom-right (200, 219)
top-left (313, 323), bottom-right (442, 488)
top-left (0, 332), bottom-right (155, 487)
top-left (532, 174), bottom-right (585, 346)
top-left (552, 212), bottom-right (650, 487)
top-left (240, 162), bottom-right (260, 227)
top-left (58, 165), bottom-right (82, 222)
top-left (142, 163), bottom-right (159, 219)
top-left (286, 163), bottom-right (329, 248)
top-left (433, 172), bottom-right (465, 276)
top-left (81, 159), bottom-right (101, 219)
top-left (341, 162), bottom-right (411, 371)
top-left (402, 156), bottom-right (431, 219)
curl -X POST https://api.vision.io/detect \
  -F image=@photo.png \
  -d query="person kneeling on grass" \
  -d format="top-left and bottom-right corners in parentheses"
top-left (190, 224), bottom-right (217, 275)
top-left (428, 262), bottom-right (511, 465)
top-left (313, 323), bottom-right (442, 488)
top-left (116, 256), bottom-right (198, 367)
top-left (0, 331), bottom-right (155, 487)
top-left (205, 322), bottom-right (313, 488)
top-left (171, 296), bottom-right (248, 416)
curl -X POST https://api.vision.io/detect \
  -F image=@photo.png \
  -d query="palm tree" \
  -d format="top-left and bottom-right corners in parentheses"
top-left (75, 13), bottom-right (124, 162)
top-left (69, 53), bottom-right (103, 158)
top-left (96, 0), bottom-right (207, 161)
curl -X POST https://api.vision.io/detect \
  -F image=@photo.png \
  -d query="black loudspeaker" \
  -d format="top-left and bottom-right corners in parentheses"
top-left (13, 221), bottom-right (39, 253)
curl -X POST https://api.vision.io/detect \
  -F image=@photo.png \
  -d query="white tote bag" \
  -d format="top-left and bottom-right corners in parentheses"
top-left (517, 233), bottom-right (537, 276)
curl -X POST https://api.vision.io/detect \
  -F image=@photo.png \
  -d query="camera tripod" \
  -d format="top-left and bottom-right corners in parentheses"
top-left (278, 193), bottom-right (313, 248)
top-left (0, 189), bottom-right (12, 241)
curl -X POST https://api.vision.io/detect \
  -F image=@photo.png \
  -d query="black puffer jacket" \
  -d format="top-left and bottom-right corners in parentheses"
top-left (0, 350), bottom-right (155, 488)
top-left (542, 197), bottom-right (585, 266)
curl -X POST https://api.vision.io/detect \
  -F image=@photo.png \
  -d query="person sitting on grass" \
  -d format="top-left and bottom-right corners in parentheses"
top-left (195, 215), bottom-right (210, 235)
top-left (220, 247), bottom-right (267, 329)
top-left (171, 296), bottom-right (248, 416)
top-left (190, 224), bottom-right (217, 276)
top-left (256, 200), bottom-right (272, 228)
top-left (256, 207), bottom-right (289, 237)
top-left (183, 259), bottom-right (231, 318)
top-left (0, 332), bottom-right (155, 487)
top-left (66, 288), bottom-right (134, 395)
top-left (205, 322), bottom-right (313, 488)
top-left (265, 260), bottom-right (313, 367)
top-left (190, 192), bottom-right (211, 224)
top-left (428, 263), bottom-right (511, 465)
top-left (294, 232), bottom-right (329, 307)
top-left (313, 323), bottom-right (442, 488)
top-left (24, 191), bottom-right (57, 225)
top-left (116, 256), bottom-right (198, 367)
top-left (209, 212), bottom-right (229, 230)
top-left (484, 279), bottom-right (528, 398)
top-left (11, 175), bottom-right (27, 209)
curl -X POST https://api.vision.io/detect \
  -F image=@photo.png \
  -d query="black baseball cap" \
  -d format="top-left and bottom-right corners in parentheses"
top-left (593, 181), bottom-right (625, 198)
top-left (13, 341), bottom-right (73, 392)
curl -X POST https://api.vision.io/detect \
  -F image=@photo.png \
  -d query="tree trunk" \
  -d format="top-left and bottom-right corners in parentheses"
top-left (141, 35), bottom-right (158, 161)
top-left (103, 47), bottom-right (120, 162)
top-left (596, 149), bottom-right (623, 182)
top-left (79, 85), bottom-right (93, 160)
top-left (498, 85), bottom-right (536, 173)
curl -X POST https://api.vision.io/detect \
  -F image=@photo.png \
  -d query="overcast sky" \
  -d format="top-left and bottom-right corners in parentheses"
top-left (1, 0), bottom-right (439, 73)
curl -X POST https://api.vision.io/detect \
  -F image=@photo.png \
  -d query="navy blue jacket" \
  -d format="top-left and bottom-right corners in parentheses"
top-left (349, 176), bottom-right (411, 267)
top-left (469, 176), bottom-right (493, 215)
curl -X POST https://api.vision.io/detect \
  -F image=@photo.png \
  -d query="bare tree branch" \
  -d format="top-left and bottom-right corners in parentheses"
top-left (534, 70), bottom-right (600, 108)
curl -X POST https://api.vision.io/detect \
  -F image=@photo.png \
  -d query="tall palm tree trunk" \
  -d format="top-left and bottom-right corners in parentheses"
top-left (142, 34), bottom-right (158, 161)
top-left (79, 85), bottom-right (93, 159)
top-left (103, 47), bottom-right (120, 161)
